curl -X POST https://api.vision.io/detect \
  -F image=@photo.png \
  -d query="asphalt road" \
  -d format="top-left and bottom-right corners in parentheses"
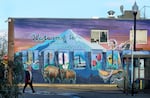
top-left (18, 85), bottom-right (150, 98)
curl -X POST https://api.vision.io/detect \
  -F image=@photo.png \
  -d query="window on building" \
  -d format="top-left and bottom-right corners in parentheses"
top-left (135, 59), bottom-right (145, 80)
top-left (139, 59), bottom-right (144, 79)
top-left (91, 30), bottom-right (108, 43)
top-left (130, 29), bottom-right (147, 44)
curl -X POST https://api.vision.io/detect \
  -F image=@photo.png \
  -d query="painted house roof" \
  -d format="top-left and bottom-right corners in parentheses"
top-left (29, 29), bottom-right (106, 52)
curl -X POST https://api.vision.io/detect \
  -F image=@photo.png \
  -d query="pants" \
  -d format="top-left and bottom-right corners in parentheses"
top-left (23, 81), bottom-right (35, 93)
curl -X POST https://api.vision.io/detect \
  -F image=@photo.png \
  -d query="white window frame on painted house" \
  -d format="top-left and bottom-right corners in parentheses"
top-left (91, 30), bottom-right (109, 44)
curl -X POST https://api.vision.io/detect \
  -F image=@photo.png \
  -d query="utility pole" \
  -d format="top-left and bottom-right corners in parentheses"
top-left (8, 18), bottom-right (14, 85)
top-left (132, 2), bottom-right (138, 96)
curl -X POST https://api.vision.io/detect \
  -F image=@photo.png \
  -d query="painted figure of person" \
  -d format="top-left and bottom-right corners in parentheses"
top-left (23, 64), bottom-right (35, 93)
top-left (100, 32), bottom-right (107, 42)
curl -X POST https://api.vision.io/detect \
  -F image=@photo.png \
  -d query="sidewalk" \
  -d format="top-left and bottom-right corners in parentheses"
top-left (18, 84), bottom-right (150, 98)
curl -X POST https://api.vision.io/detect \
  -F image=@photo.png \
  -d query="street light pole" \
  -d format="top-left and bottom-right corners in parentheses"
top-left (133, 12), bottom-right (137, 51)
top-left (132, 2), bottom-right (138, 96)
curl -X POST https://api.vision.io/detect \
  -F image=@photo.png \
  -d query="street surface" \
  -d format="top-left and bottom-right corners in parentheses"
top-left (18, 84), bottom-right (150, 98)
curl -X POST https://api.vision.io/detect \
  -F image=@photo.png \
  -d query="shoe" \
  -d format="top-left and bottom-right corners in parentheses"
top-left (32, 91), bottom-right (35, 93)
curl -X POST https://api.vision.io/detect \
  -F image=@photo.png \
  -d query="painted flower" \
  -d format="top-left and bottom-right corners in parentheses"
top-left (96, 53), bottom-right (102, 61)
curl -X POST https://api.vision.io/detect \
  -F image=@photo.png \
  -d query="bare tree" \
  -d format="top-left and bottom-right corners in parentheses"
top-left (0, 32), bottom-right (8, 59)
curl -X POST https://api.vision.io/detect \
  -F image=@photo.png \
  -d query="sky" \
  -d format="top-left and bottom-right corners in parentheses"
top-left (0, 0), bottom-right (150, 32)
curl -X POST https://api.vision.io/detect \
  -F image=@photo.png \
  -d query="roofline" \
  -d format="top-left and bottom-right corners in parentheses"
top-left (8, 17), bottom-right (150, 21)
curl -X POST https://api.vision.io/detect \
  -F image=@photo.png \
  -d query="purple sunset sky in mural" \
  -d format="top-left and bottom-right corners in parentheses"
top-left (14, 18), bottom-right (150, 52)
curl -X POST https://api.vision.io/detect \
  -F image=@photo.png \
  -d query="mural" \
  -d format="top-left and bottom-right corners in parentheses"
top-left (13, 18), bottom-right (150, 84)
top-left (91, 51), bottom-right (103, 70)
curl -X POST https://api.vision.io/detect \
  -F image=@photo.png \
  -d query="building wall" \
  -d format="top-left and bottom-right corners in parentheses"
top-left (118, 10), bottom-right (140, 19)
top-left (13, 18), bottom-right (150, 51)
top-left (10, 18), bottom-right (150, 85)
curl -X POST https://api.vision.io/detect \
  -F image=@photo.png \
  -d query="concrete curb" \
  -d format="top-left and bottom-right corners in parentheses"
top-left (19, 83), bottom-right (117, 88)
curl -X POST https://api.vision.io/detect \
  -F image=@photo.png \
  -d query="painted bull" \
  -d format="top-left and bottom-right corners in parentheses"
top-left (43, 66), bottom-right (60, 83)
top-left (43, 66), bottom-right (76, 83)
top-left (60, 69), bottom-right (76, 83)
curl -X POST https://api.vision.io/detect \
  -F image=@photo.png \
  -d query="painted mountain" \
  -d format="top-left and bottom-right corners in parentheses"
top-left (29, 29), bottom-right (106, 52)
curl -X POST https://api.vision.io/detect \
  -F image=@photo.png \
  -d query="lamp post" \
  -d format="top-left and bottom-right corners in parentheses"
top-left (132, 2), bottom-right (138, 96)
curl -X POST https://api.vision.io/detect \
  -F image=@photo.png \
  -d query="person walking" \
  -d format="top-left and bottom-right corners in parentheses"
top-left (23, 64), bottom-right (35, 93)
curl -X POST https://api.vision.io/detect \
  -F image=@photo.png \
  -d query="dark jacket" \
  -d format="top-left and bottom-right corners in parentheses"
top-left (25, 70), bottom-right (32, 83)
